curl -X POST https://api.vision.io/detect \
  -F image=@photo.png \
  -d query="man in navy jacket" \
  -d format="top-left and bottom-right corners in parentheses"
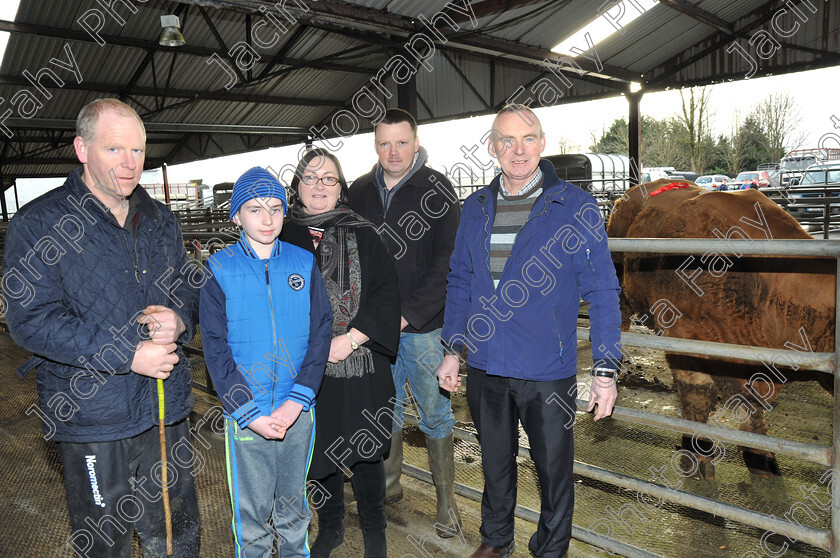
top-left (437, 104), bottom-right (622, 558)
top-left (3, 99), bottom-right (200, 557)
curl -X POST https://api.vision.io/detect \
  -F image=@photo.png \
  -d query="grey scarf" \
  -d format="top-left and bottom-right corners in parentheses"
top-left (290, 205), bottom-right (377, 378)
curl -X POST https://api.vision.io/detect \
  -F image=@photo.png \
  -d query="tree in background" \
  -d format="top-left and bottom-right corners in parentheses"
top-left (675, 87), bottom-right (714, 172)
top-left (589, 89), bottom-right (804, 176)
top-left (557, 136), bottom-right (581, 154)
top-left (589, 115), bottom-right (679, 167)
top-left (750, 91), bottom-right (806, 163)
top-left (590, 118), bottom-right (630, 154)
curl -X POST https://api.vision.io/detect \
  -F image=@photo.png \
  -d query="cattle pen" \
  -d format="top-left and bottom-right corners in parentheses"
top-left (390, 236), bottom-right (839, 557)
top-left (580, 237), bottom-right (839, 557)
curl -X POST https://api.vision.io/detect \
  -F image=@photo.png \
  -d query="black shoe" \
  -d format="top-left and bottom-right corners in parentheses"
top-left (362, 528), bottom-right (387, 558)
top-left (468, 540), bottom-right (515, 558)
top-left (310, 524), bottom-right (344, 558)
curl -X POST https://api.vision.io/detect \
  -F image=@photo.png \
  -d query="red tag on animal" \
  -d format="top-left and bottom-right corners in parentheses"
top-left (648, 182), bottom-right (691, 197)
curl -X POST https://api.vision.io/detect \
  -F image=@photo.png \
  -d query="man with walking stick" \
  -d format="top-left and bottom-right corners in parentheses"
top-left (3, 98), bottom-right (201, 557)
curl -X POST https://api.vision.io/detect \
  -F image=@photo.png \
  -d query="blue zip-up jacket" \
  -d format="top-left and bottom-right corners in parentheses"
top-left (200, 237), bottom-right (332, 428)
top-left (441, 159), bottom-right (622, 380)
top-left (3, 168), bottom-right (199, 442)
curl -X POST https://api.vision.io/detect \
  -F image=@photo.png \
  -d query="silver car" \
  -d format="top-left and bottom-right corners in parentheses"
top-left (785, 163), bottom-right (840, 221)
top-left (696, 174), bottom-right (732, 191)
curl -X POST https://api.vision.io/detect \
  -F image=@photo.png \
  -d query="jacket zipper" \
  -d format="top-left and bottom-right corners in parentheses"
top-left (520, 194), bottom-right (551, 236)
top-left (585, 247), bottom-right (597, 280)
top-left (479, 195), bottom-right (492, 273)
top-left (120, 223), bottom-right (142, 286)
top-left (266, 262), bottom-right (279, 410)
top-left (554, 309), bottom-right (564, 358)
top-left (132, 219), bottom-right (143, 286)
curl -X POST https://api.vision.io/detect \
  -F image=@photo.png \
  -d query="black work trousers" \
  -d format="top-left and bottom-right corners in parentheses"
top-left (58, 419), bottom-right (201, 558)
top-left (466, 366), bottom-right (577, 558)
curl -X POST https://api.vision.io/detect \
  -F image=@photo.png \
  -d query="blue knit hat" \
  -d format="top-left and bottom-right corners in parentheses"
top-left (229, 166), bottom-right (288, 219)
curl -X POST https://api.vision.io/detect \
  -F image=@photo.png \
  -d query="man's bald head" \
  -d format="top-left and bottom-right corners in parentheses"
top-left (491, 103), bottom-right (543, 142)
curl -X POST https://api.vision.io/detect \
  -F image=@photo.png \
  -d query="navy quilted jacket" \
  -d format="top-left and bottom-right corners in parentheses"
top-left (3, 168), bottom-right (200, 443)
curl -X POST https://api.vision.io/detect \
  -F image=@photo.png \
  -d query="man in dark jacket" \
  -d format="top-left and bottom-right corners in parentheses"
top-left (437, 104), bottom-right (622, 558)
top-left (347, 108), bottom-right (462, 537)
top-left (3, 98), bottom-right (200, 557)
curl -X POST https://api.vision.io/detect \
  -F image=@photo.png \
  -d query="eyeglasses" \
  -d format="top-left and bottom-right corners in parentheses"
top-left (301, 175), bottom-right (339, 186)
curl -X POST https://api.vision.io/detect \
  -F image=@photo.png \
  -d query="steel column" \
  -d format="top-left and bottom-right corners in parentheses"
top-left (627, 91), bottom-right (643, 179)
top-left (833, 255), bottom-right (840, 556)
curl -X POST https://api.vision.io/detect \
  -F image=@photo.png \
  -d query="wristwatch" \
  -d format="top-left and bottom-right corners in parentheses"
top-left (346, 332), bottom-right (360, 350)
top-left (591, 368), bottom-right (618, 379)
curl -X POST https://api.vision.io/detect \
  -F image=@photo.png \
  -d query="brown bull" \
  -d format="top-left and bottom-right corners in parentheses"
top-left (607, 179), bottom-right (835, 479)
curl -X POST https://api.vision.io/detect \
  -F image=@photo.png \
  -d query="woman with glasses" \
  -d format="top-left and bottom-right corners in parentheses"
top-left (281, 149), bottom-right (400, 558)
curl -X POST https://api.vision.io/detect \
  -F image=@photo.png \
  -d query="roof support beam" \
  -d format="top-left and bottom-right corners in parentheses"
top-left (460, 0), bottom-right (552, 22)
top-left (3, 118), bottom-right (310, 135)
top-left (258, 25), bottom-right (308, 80)
top-left (166, 0), bottom-right (638, 85)
top-left (0, 75), bottom-right (343, 107)
top-left (0, 20), bottom-right (372, 76)
top-left (657, 0), bottom-right (733, 33)
top-left (198, 6), bottom-right (247, 83)
top-left (649, 0), bottom-right (832, 85)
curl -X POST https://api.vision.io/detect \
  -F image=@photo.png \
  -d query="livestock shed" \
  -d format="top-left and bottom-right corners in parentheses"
top-left (0, 1), bottom-right (839, 557)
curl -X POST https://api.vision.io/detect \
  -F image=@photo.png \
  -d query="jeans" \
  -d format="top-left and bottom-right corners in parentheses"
top-left (391, 329), bottom-right (455, 439)
top-left (225, 410), bottom-right (315, 558)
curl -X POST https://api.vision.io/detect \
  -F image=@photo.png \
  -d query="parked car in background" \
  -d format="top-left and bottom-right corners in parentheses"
top-left (640, 167), bottom-right (698, 184)
top-left (696, 174), bottom-right (732, 191)
top-left (780, 152), bottom-right (823, 187)
top-left (730, 170), bottom-right (771, 189)
top-left (785, 162), bottom-right (840, 221)
top-left (641, 167), bottom-right (673, 183)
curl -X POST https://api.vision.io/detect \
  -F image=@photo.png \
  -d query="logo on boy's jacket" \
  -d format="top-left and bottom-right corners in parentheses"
top-left (288, 273), bottom-right (305, 291)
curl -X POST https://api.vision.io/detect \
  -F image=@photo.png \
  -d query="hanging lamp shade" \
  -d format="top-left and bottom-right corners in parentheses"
top-left (159, 14), bottom-right (186, 47)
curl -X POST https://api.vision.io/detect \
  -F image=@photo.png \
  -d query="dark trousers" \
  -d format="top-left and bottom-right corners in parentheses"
top-left (315, 459), bottom-right (386, 533)
top-left (58, 419), bottom-right (201, 558)
top-left (467, 366), bottom-right (577, 558)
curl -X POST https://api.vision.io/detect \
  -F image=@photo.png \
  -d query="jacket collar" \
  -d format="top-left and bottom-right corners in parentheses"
top-left (479, 159), bottom-right (569, 205)
top-left (67, 166), bottom-right (160, 222)
top-left (236, 232), bottom-right (282, 260)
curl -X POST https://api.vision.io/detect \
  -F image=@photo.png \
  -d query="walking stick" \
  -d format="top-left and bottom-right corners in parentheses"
top-left (158, 378), bottom-right (174, 555)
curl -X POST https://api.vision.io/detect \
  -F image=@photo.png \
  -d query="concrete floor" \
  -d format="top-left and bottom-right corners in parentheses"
top-left (4, 324), bottom-right (831, 558)
top-left (0, 331), bottom-right (601, 558)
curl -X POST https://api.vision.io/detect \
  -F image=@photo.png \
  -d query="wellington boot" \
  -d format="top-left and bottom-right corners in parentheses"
top-left (383, 429), bottom-right (404, 504)
top-left (426, 434), bottom-right (462, 538)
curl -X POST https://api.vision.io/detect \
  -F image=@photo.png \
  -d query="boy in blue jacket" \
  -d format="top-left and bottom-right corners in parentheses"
top-left (200, 166), bottom-right (332, 557)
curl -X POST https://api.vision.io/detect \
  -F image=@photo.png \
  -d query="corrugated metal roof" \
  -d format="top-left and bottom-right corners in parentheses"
top-left (476, 1), bottom-right (595, 50)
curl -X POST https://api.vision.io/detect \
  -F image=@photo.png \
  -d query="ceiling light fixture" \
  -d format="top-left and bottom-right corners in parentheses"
top-left (159, 14), bottom-right (186, 47)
